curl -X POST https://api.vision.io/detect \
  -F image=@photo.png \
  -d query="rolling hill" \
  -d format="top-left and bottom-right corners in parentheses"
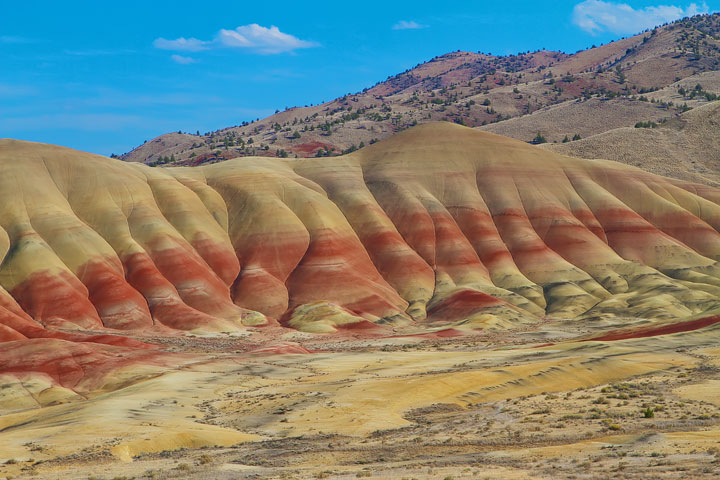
top-left (120, 13), bottom-right (720, 170)
top-left (3, 122), bottom-right (720, 341)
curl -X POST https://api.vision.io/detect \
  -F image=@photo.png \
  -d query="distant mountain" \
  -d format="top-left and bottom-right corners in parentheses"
top-left (121, 13), bottom-right (720, 170)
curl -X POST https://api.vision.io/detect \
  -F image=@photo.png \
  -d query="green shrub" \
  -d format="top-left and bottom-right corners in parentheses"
top-left (532, 132), bottom-right (547, 144)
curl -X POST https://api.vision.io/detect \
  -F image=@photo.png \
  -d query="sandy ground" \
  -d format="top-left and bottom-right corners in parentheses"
top-left (1, 318), bottom-right (719, 479)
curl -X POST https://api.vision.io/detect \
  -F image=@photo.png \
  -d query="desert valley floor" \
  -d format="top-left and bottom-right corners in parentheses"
top-left (2, 326), bottom-right (720, 479)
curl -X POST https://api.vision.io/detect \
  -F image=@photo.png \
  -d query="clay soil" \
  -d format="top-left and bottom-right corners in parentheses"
top-left (1, 317), bottom-right (719, 480)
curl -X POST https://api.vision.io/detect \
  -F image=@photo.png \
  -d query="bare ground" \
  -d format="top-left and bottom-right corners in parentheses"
top-left (1, 318), bottom-right (719, 480)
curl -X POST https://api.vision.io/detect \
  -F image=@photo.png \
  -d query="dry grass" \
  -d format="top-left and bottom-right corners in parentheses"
top-left (479, 96), bottom-right (672, 143)
top-left (547, 100), bottom-right (720, 186)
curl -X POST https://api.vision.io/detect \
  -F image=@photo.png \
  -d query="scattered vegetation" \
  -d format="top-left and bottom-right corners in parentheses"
top-left (120, 13), bottom-right (720, 165)
top-left (532, 132), bottom-right (547, 144)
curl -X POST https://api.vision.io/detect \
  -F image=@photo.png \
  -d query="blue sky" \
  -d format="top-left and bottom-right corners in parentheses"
top-left (1, 0), bottom-right (716, 155)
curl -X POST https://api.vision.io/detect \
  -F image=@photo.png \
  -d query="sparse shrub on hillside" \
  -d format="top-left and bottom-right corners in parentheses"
top-left (315, 146), bottom-right (336, 157)
top-left (680, 84), bottom-right (719, 101)
top-left (615, 66), bottom-right (626, 84)
top-left (532, 132), bottom-right (547, 144)
top-left (342, 145), bottom-right (358, 154)
top-left (635, 121), bottom-right (658, 128)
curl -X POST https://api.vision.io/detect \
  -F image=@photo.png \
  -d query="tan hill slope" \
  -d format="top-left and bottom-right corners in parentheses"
top-left (480, 71), bottom-right (720, 146)
top-left (546, 100), bottom-right (720, 186)
top-left (120, 13), bottom-right (720, 166)
top-left (478, 95), bottom-right (674, 143)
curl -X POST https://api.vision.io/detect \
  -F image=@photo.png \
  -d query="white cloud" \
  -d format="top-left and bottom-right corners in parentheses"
top-left (153, 37), bottom-right (210, 52)
top-left (153, 24), bottom-right (317, 56)
top-left (392, 20), bottom-right (428, 30)
top-left (170, 54), bottom-right (197, 64)
top-left (217, 24), bottom-right (317, 53)
top-left (573, 1), bottom-right (709, 35)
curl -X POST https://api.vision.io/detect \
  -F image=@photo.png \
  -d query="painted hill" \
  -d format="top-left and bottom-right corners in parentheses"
top-left (120, 13), bottom-right (720, 168)
top-left (2, 123), bottom-right (720, 343)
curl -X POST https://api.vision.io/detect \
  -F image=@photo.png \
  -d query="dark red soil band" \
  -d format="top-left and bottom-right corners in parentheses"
top-left (584, 315), bottom-right (720, 342)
